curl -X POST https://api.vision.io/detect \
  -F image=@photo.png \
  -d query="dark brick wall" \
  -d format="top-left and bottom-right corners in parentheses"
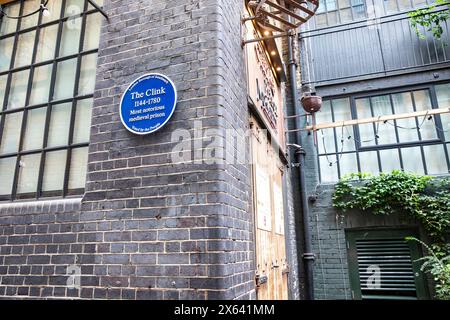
top-left (0, 0), bottom-right (256, 300)
top-left (79, 0), bottom-right (254, 300)
top-left (0, 199), bottom-right (87, 299)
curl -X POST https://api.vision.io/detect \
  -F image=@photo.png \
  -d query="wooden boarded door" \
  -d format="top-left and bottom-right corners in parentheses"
top-left (250, 119), bottom-right (289, 300)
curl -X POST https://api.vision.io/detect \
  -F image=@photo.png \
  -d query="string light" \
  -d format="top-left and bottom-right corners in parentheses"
top-left (0, 0), bottom-right (50, 20)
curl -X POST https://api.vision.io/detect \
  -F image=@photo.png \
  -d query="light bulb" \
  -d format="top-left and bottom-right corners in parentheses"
top-left (41, 4), bottom-right (50, 17)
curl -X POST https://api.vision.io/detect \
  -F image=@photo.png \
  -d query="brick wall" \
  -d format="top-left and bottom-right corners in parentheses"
top-left (80, 0), bottom-right (254, 300)
top-left (0, 0), bottom-right (255, 300)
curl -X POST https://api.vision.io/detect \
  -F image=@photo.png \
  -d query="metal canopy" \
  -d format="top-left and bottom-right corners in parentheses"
top-left (247, 0), bottom-right (319, 33)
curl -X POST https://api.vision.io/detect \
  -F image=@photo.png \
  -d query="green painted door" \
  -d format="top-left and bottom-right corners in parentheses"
top-left (346, 229), bottom-right (429, 300)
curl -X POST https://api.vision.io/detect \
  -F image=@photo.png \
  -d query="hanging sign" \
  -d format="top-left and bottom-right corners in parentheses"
top-left (120, 73), bottom-right (177, 135)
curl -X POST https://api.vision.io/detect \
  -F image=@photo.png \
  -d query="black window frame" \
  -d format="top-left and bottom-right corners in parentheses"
top-left (316, 81), bottom-right (450, 183)
top-left (0, 0), bottom-right (102, 201)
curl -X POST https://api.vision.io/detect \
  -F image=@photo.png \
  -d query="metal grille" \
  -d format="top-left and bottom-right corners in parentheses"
top-left (356, 238), bottom-right (418, 300)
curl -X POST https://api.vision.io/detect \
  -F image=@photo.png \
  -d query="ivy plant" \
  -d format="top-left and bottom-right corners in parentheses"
top-left (408, 0), bottom-right (450, 40)
top-left (332, 170), bottom-right (449, 241)
top-left (406, 237), bottom-right (450, 300)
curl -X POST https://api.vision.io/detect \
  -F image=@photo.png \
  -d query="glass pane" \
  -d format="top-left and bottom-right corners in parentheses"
top-left (340, 8), bottom-right (353, 23)
top-left (423, 145), bottom-right (448, 175)
top-left (435, 83), bottom-right (450, 140)
top-left (318, 128), bottom-right (336, 154)
top-left (333, 99), bottom-right (355, 152)
top-left (317, 4), bottom-right (326, 14)
top-left (333, 98), bottom-right (352, 121)
top-left (47, 102), bottom-right (71, 147)
top-left (384, 0), bottom-right (399, 13)
top-left (29, 64), bottom-right (52, 105)
top-left (78, 53), bottom-right (98, 95)
top-left (413, 90), bottom-right (437, 140)
top-left (15, 31), bottom-right (36, 68)
top-left (339, 0), bottom-right (351, 8)
top-left (436, 83), bottom-right (450, 107)
top-left (59, 19), bottom-right (81, 57)
top-left (398, 0), bottom-right (412, 10)
top-left (73, 98), bottom-right (93, 144)
top-left (35, 24), bottom-right (58, 63)
top-left (84, 13), bottom-right (102, 51)
top-left (359, 151), bottom-right (380, 175)
top-left (352, 4), bottom-right (366, 19)
top-left (371, 95), bottom-right (397, 145)
top-left (17, 153), bottom-right (41, 194)
top-left (401, 147), bottom-right (424, 174)
top-left (326, 0), bottom-right (338, 10)
top-left (316, 100), bottom-right (333, 123)
top-left (356, 98), bottom-right (375, 146)
top-left (42, 150), bottom-right (67, 192)
top-left (0, 36), bottom-right (14, 72)
top-left (339, 153), bottom-right (358, 177)
top-left (0, 112), bottom-right (23, 154)
top-left (379, 148), bottom-right (401, 172)
top-left (392, 92), bottom-right (419, 142)
top-left (327, 11), bottom-right (339, 26)
top-left (0, 156), bottom-right (16, 195)
top-left (320, 156), bottom-right (339, 183)
top-left (22, 107), bottom-right (47, 151)
top-left (42, 0), bottom-right (63, 23)
top-left (315, 13), bottom-right (328, 27)
top-left (413, 0), bottom-right (428, 7)
top-left (0, 75), bottom-right (7, 106)
top-left (20, 0), bottom-right (40, 30)
top-left (65, 0), bottom-right (86, 16)
top-left (69, 147), bottom-right (88, 190)
top-left (7, 70), bottom-right (30, 110)
top-left (53, 58), bottom-right (77, 100)
top-left (0, 3), bottom-right (19, 35)
top-left (316, 101), bottom-right (335, 154)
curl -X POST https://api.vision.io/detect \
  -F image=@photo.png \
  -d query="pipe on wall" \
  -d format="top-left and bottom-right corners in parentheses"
top-left (287, 33), bottom-right (315, 300)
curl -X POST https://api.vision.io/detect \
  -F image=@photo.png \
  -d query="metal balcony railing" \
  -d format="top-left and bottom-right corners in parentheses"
top-left (299, 8), bottom-right (450, 86)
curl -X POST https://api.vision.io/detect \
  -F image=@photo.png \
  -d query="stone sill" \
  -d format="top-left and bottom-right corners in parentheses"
top-left (0, 198), bottom-right (82, 216)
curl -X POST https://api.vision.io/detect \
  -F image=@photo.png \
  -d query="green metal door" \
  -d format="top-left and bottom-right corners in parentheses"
top-left (346, 228), bottom-right (429, 300)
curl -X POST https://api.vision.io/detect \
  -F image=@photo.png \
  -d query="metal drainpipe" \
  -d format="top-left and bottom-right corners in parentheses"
top-left (287, 33), bottom-right (315, 300)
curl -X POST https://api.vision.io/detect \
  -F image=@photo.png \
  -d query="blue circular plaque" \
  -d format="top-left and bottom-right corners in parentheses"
top-left (120, 73), bottom-right (177, 135)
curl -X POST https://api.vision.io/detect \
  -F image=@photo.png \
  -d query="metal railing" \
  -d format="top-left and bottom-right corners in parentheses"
top-left (300, 8), bottom-right (450, 86)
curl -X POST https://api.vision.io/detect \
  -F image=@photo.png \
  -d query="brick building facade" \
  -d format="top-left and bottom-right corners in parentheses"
top-left (0, 0), bottom-right (304, 299)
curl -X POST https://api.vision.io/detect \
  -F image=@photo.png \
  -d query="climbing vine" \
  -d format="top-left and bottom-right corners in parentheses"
top-left (408, 0), bottom-right (450, 40)
top-left (332, 171), bottom-right (450, 242)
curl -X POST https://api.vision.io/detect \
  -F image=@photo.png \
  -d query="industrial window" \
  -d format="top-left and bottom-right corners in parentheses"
top-left (316, 83), bottom-right (450, 183)
top-left (0, 0), bottom-right (103, 200)
top-left (315, 0), bottom-right (367, 28)
top-left (346, 229), bottom-right (429, 300)
top-left (383, 0), bottom-right (432, 15)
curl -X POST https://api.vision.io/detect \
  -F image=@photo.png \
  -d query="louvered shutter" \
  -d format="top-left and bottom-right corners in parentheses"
top-left (347, 229), bottom-right (429, 300)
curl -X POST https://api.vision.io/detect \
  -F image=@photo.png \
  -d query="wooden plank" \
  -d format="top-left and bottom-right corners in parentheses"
top-left (258, 9), bottom-right (298, 29)
top-left (284, 0), bottom-right (315, 16)
top-left (265, 0), bottom-right (307, 23)
top-left (305, 107), bottom-right (450, 131)
top-left (251, 115), bottom-right (288, 301)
